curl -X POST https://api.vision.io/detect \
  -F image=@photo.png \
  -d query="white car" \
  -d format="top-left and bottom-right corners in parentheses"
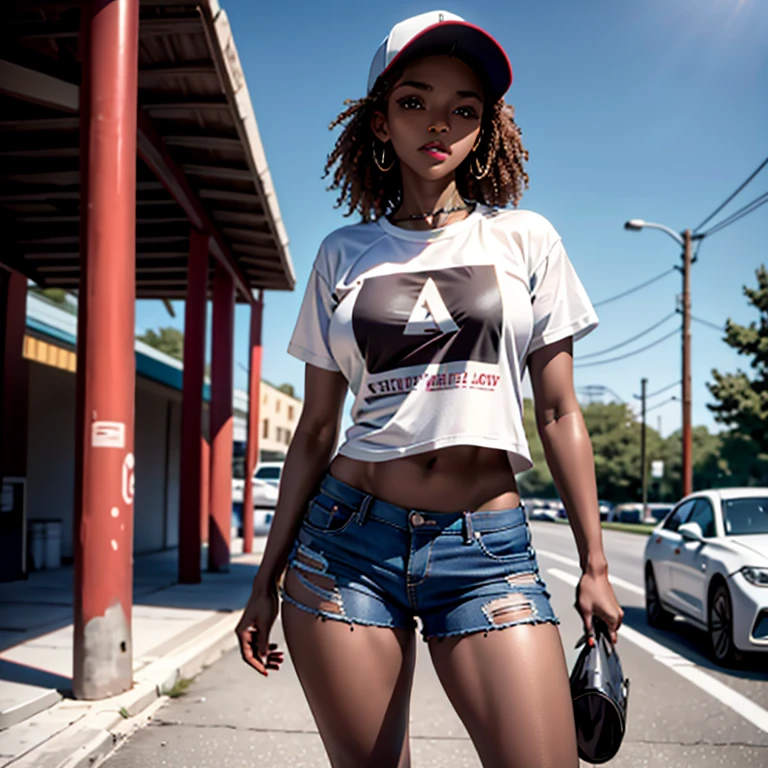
top-left (232, 475), bottom-right (279, 509)
top-left (254, 461), bottom-right (284, 489)
top-left (231, 475), bottom-right (278, 537)
top-left (643, 488), bottom-right (768, 665)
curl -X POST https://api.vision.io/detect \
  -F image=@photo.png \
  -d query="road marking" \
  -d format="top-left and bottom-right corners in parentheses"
top-left (548, 567), bottom-right (768, 734)
top-left (538, 549), bottom-right (645, 596)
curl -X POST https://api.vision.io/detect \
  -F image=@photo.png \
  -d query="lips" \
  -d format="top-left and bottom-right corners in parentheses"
top-left (420, 141), bottom-right (450, 160)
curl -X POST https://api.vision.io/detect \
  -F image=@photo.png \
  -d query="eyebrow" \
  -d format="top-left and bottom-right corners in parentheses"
top-left (394, 80), bottom-right (483, 101)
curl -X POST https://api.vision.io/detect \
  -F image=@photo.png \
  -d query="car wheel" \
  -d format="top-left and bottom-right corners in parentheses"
top-left (708, 582), bottom-right (743, 667)
top-left (645, 565), bottom-right (673, 628)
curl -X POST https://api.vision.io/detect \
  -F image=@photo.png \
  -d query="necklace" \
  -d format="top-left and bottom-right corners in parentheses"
top-left (390, 200), bottom-right (474, 226)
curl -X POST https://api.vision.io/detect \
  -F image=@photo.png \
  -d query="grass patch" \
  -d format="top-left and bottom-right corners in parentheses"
top-left (164, 677), bottom-right (193, 699)
top-left (601, 522), bottom-right (655, 535)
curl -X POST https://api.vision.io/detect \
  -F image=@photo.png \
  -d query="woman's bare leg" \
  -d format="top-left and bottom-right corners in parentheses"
top-left (429, 622), bottom-right (578, 768)
top-left (282, 580), bottom-right (416, 768)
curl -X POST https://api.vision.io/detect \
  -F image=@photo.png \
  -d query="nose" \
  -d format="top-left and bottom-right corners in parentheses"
top-left (428, 123), bottom-right (449, 134)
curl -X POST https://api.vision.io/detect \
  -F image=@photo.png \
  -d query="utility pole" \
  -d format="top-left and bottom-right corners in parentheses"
top-left (681, 229), bottom-right (693, 496)
top-left (640, 378), bottom-right (648, 518)
top-left (624, 218), bottom-right (697, 498)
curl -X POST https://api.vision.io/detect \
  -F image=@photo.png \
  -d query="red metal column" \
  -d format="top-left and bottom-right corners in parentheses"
top-left (73, 0), bottom-right (139, 700)
top-left (208, 263), bottom-right (235, 572)
top-left (178, 230), bottom-right (208, 583)
top-left (1, 271), bottom-right (29, 481)
top-left (242, 291), bottom-right (264, 554)
top-left (200, 434), bottom-right (210, 543)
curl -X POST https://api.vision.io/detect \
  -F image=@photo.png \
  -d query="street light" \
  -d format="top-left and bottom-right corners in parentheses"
top-left (623, 219), bottom-right (684, 245)
top-left (623, 218), bottom-right (694, 497)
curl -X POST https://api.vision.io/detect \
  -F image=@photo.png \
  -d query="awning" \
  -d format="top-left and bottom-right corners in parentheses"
top-left (0, 0), bottom-right (296, 301)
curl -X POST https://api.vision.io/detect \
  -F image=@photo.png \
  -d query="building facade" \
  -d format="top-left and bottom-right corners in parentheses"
top-left (21, 293), bottom-right (302, 561)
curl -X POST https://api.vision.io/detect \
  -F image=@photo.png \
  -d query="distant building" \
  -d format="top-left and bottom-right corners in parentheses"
top-left (232, 381), bottom-right (302, 475)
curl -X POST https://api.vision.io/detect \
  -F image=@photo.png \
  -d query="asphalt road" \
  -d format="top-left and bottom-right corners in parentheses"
top-left (104, 524), bottom-right (768, 767)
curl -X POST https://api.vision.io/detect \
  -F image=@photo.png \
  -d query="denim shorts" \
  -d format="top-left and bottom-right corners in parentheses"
top-left (282, 473), bottom-right (559, 640)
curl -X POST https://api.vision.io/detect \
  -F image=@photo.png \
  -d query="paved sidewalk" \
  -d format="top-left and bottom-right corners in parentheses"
top-left (0, 538), bottom-right (264, 768)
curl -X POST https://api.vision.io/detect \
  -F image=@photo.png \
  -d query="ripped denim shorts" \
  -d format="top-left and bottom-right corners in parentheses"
top-left (281, 472), bottom-right (559, 640)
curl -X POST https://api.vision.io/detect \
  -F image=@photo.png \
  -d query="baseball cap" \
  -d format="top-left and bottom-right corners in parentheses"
top-left (367, 11), bottom-right (512, 100)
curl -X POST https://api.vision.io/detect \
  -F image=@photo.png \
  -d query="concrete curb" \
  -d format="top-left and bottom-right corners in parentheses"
top-left (6, 612), bottom-right (241, 768)
top-left (0, 689), bottom-right (63, 731)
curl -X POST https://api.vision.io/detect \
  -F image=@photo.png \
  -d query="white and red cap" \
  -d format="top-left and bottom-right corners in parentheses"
top-left (367, 11), bottom-right (512, 100)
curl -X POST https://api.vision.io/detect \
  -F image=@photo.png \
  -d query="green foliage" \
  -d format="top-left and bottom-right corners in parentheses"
top-left (29, 287), bottom-right (77, 315)
top-left (32, 287), bottom-right (68, 305)
top-left (277, 383), bottom-right (295, 398)
top-left (708, 265), bottom-right (768, 485)
top-left (583, 402), bottom-right (643, 502)
top-left (600, 522), bottom-right (655, 536)
top-left (137, 326), bottom-right (185, 361)
top-left (518, 399), bottom-right (727, 504)
top-left (517, 399), bottom-right (555, 497)
top-left (164, 677), bottom-right (193, 699)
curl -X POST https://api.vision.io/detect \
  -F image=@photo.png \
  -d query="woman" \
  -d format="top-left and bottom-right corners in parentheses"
top-left (236, 10), bottom-right (624, 767)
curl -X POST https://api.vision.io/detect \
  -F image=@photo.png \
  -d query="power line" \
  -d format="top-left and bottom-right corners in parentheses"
top-left (578, 313), bottom-right (677, 360)
top-left (646, 396), bottom-right (677, 414)
top-left (592, 268), bottom-right (676, 308)
top-left (574, 327), bottom-right (680, 368)
top-left (694, 155), bottom-right (768, 233)
top-left (646, 380), bottom-right (681, 399)
top-left (701, 190), bottom-right (768, 238)
top-left (576, 385), bottom-right (628, 404)
top-left (691, 315), bottom-right (725, 332)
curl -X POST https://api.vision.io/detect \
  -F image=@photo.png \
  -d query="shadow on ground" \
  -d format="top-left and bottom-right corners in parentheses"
top-left (620, 605), bottom-right (767, 679)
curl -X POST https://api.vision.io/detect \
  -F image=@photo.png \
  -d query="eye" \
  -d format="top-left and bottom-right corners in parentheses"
top-left (455, 105), bottom-right (479, 119)
top-left (397, 95), bottom-right (424, 110)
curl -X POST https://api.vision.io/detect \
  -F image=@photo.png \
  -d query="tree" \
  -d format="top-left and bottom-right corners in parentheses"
top-left (277, 383), bottom-right (295, 398)
top-left (31, 287), bottom-right (68, 305)
top-left (660, 426), bottom-right (726, 498)
top-left (29, 287), bottom-right (77, 315)
top-left (582, 401), bottom-right (660, 503)
top-left (708, 265), bottom-right (768, 485)
top-left (517, 399), bottom-right (556, 498)
top-left (137, 326), bottom-right (184, 361)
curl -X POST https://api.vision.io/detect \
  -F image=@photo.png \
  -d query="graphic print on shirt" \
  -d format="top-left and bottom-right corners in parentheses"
top-left (403, 278), bottom-right (460, 336)
top-left (352, 265), bottom-right (502, 376)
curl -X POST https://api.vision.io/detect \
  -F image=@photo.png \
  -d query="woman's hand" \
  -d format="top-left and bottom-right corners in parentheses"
top-left (575, 568), bottom-right (624, 645)
top-left (235, 581), bottom-right (284, 676)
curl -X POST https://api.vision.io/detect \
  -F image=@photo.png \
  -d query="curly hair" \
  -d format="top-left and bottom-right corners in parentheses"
top-left (323, 71), bottom-right (529, 222)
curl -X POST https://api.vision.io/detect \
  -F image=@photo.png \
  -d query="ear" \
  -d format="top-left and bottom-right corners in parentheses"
top-left (370, 110), bottom-right (390, 143)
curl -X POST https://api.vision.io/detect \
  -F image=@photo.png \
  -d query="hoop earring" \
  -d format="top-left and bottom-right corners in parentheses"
top-left (470, 132), bottom-right (490, 179)
top-left (470, 152), bottom-right (491, 180)
top-left (373, 141), bottom-right (395, 173)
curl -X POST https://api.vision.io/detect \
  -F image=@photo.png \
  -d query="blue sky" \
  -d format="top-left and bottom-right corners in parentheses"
top-left (135, 0), bottom-right (768, 438)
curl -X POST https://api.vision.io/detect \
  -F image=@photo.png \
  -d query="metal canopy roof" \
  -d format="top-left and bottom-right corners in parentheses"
top-left (0, 0), bottom-right (296, 301)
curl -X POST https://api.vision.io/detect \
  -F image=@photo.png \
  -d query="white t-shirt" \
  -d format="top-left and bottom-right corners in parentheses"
top-left (288, 206), bottom-right (598, 474)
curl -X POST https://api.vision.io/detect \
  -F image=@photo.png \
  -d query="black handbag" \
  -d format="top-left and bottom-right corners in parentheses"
top-left (570, 618), bottom-right (630, 764)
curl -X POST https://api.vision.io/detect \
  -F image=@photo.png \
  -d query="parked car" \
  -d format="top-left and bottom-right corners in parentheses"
top-left (644, 488), bottom-right (768, 666)
top-left (645, 503), bottom-right (674, 523)
top-left (610, 503), bottom-right (645, 524)
top-left (254, 461), bottom-right (284, 489)
top-left (231, 475), bottom-right (279, 509)
top-left (231, 462), bottom-right (284, 538)
top-left (524, 500), bottom-right (559, 523)
top-left (598, 500), bottom-right (613, 522)
top-left (232, 503), bottom-right (274, 537)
